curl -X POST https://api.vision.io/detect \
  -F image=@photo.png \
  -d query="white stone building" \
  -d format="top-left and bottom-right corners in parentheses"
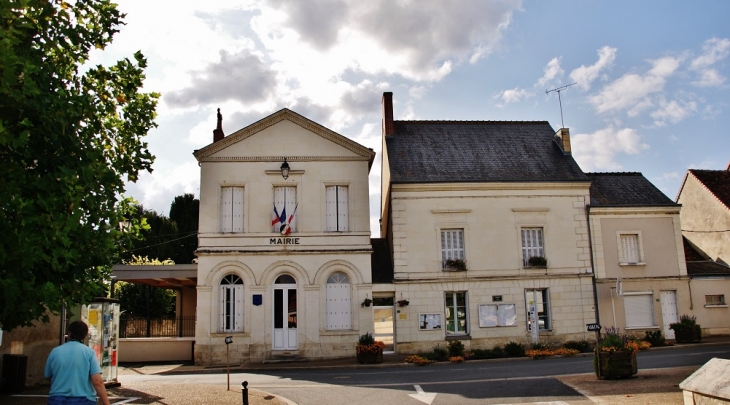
top-left (192, 109), bottom-right (375, 364)
top-left (379, 92), bottom-right (597, 353)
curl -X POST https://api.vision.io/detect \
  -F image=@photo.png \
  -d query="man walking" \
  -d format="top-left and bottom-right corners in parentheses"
top-left (44, 320), bottom-right (111, 405)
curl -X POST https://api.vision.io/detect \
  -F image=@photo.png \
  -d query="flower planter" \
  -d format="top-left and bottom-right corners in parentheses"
top-left (595, 350), bottom-right (637, 379)
top-left (356, 347), bottom-right (383, 364)
top-left (674, 325), bottom-right (702, 343)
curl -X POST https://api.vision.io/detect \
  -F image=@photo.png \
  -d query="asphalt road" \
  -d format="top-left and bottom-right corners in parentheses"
top-left (117, 344), bottom-right (730, 405)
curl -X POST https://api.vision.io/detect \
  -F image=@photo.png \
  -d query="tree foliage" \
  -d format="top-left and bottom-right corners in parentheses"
top-left (168, 193), bottom-right (199, 264)
top-left (0, 0), bottom-right (158, 331)
top-left (114, 281), bottom-right (176, 318)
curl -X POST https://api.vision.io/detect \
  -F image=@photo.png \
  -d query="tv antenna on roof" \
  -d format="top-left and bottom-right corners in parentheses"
top-left (546, 82), bottom-right (576, 129)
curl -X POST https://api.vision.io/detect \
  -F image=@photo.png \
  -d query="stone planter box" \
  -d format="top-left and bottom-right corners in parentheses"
top-left (595, 350), bottom-right (637, 379)
top-left (356, 348), bottom-right (383, 364)
top-left (673, 325), bottom-right (702, 343)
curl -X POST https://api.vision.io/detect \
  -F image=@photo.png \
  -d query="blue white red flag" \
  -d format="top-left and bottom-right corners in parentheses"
top-left (271, 204), bottom-right (286, 228)
top-left (280, 204), bottom-right (297, 235)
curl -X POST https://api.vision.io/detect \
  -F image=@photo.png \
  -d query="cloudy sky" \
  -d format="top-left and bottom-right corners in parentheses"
top-left (91, 0), bottom-right (730, 235)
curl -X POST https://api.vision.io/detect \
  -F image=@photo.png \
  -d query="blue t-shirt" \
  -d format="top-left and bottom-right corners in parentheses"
top-left (44, 341), bottom-right (102, 402)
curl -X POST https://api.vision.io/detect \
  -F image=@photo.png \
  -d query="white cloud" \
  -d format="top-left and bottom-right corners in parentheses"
top-left (494, 87), bottom-right (533, 105)
top-left (570, 46), bottom-right (617, 90)
top-left (572, 127), bottom-right (649, 171)
top-left (650, 98), bottom-right (697, 126)
top-left (536, 57), bottom-right (563, 88)
top-left (589, 56), bottom-right (681, 115)
top-left (125, 161), bottom-right (200, 215)
top-left (692, 68), bottom-right (725, 87)
top-left (690, 37), bottom-right (730, 70)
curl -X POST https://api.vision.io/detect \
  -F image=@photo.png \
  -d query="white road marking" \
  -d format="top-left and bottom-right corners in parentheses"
top-left (409, 384), bottom-right (437, 405)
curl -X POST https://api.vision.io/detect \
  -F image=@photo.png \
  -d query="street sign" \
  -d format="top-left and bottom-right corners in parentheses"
top-left (586, 323), bottom-right (602, 332)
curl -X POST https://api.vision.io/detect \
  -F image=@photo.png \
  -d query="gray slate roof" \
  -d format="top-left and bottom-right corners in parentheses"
top-left (587, 172), bottom-right (677, 207)
top-left (385, 121), bottom-right (589, 184)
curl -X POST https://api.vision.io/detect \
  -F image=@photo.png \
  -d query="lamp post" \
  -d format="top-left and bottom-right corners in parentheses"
top-left (280, 158), bottom-right (290, 180)
top-left (225, 336), bottom-right (233, 390)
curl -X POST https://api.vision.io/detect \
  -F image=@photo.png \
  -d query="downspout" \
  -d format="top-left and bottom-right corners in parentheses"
top-left (585, 205), bottom-right (600, 324)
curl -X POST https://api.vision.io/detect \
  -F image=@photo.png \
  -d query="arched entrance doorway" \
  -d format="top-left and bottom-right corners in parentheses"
top-left (273, 274), bottom-right (297, 350)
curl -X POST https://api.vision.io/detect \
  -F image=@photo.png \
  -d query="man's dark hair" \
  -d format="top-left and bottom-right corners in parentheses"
top-left (68, 321), bottom-right (89, 341)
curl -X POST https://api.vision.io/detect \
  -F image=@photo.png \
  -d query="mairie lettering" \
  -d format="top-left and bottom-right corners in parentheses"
top-left (269, 238), bottom-right (300, 245)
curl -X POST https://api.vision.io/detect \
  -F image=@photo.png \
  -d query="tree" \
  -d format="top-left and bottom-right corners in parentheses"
top-left (120, 206), bottom-right (179, 264)
top-left (168, 193), bottom-right (199, 264)
top-left (0, 0), bottom-right (158, 331)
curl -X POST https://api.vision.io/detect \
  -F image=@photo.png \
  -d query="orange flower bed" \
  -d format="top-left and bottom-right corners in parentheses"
top-left (356, 341), bottom-right (386, 354)
top-left (449, 356), bottom-right (464, 363)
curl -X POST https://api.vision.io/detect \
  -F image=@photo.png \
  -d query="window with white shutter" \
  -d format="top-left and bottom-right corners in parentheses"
top-left (219, 274), bottom-right (244, 332)
top-left (325, 186), bottom-right (348, 232)
top-left (441, 229), bottom-right (465, 266)
top-left (624, 293), bottom-right (654, 328)
top-left (220, 186), bottom-right (244, 233)
top-left (273, 186), bottom-right (297, 233)
top-left (326, 272), bottom-right (351, 330)
top-left (619, 233), bottom-right (641, 264)
top-left (521, 228), bottom-right (544, 266)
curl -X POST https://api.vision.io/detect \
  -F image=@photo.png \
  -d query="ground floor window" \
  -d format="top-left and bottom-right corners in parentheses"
top-left (445, 291), bottom-right (468, 335)
top-left (705, 294), bottom-right (726, 306)
top-left (624, 293), bottom-right (654, 328)
top-left (219, 274), bottom-right (243, 333)
top-left (525, 289), bottom-right (550, 331)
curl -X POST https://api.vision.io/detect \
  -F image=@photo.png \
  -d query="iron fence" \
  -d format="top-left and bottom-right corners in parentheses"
top-left (119, 315), bottom-right (196, 338)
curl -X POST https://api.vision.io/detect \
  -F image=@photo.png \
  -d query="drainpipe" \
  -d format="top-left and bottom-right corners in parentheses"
top-left (585, 205), bottom-right (601, 325)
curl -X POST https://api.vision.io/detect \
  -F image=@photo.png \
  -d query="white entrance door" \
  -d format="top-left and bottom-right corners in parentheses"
top-left (273, 275), bottom-right (297, 350)
top-left (373, 306), bottom-right (395, 353)
top-left (660, 290), bottom-right (678, 340)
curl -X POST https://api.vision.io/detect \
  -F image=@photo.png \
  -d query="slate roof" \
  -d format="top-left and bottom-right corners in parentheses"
top-left (683, 237), bottom-right (730, 276)
top-left (371, 238), bottom-right (394, 283)
top-left (587, 172), bottom-right (677, 207)
top-left (689, 169), bottom-right (730, 210)
top-left (385, 121), bottom-right (588, 184)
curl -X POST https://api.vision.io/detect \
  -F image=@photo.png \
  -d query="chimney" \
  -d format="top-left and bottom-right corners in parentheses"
top-left (382, 92), bottom-right (395, 136)
top-left (555, 128), bottom-right (571, 154)
top-left (213, 108), bottom-right (224, 142)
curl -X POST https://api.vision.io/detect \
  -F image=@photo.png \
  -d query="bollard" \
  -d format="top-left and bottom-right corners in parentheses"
top-left (242, 381), bottom-right (249, 405)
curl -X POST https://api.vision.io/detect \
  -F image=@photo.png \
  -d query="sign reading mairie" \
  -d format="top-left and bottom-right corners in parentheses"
top-left (270, 237), bottom-right (300, 245)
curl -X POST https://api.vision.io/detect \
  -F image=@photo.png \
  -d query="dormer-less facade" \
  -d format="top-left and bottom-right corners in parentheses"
top-left (587, 173), bottom-right (689, 339)
top-left (193, 109), bottom-right (375, 364)
top-left (379, 93), bottom-right (597, 352)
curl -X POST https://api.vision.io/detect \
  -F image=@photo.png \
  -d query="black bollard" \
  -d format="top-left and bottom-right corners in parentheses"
top-left (242, 381), bottom-right (249, 405)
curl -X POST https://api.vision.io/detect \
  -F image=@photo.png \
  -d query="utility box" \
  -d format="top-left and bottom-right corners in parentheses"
top-left (1, 354), bottom-right (28, 393)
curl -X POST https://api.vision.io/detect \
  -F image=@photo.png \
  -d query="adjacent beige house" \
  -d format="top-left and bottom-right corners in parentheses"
top-left (379, 92), bottom-right (597, 353)
top-left (677, 167), bottom-right (730, 265)
top-left (586, 173), bottom-right (689, 339)
top-left (192, 109), bottom-right (375, 365)
top-left (683, 237), bottom-right (730, 336)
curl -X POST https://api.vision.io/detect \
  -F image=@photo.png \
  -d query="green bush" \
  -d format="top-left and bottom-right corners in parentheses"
top-left (504, 341), bottom-right (526, 357)
top-left (358, 332), bottom-right (375, 346)
top-left (419, 345), bottom-right (449, 362)
top-left (644, 330), bottom-right (665, 346)
top-left (448, 340), bottom-right (465, 357)
top-left (531, 340), bottom-right (550, 351)
top-left (470, 348), bottom-right (504, 360)
top-left (491, 345), bottom-right (505, 357)
top-left (564, 339), bottom-right (592, 352)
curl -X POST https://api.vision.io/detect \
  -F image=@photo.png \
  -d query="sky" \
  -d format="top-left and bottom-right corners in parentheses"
top-left (90, 0), bottom-right (730, 236)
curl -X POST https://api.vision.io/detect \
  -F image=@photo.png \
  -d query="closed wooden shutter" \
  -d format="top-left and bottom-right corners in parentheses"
top-left (337, 187), bottom-right (348, 231)
top-left (233, 284), bottom-right (243, 332)
top-left (624, 294), bottom-right (654, 327)
top-left (231, 187), bottom-right (244, 232)
top-left (326, 273), bottom-right (351, 330)
top-left (521, 228), bottom-right (544, 266)
top-left (441, 230), bottom-right (464, 261)
top-left (326, 186), bottom-right (337, 231)
top-left (620, 234), bottom-right (640, 263)
top-left (220, 187), bottom-right (233, 233)
top-left (273, 187), bottom-right (297, 232)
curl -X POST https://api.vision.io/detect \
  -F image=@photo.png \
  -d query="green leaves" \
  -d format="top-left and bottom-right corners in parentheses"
top-left (0, 0), bottom-right (157, 331)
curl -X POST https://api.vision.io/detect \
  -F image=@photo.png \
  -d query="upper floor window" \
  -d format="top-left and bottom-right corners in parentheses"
top-left (441, 229), bottom-right (465, 270)
top-left (272, 186), bottom-right (297, 234)
top-left (325, 186), bottom-right (348, 232)
top-left (219, 274), bottom-right (243, 333)
top-left (618, 232), bottom-right (643, 264)
top-left (521, 228), bottom-right (544, 267)
top-left (220, 187), bottom-right (244, 233)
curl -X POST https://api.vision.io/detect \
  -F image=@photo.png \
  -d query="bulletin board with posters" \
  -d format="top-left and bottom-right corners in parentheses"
top-left (418, 313), bottom-right (442, 330)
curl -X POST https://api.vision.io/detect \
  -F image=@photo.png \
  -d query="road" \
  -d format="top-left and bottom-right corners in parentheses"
top-left (119, 344), bottom-right (730, 405)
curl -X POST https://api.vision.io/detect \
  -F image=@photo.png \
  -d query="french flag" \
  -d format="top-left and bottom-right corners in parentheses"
top-left (271, 204), bottom-right (286, 228)
top-left (280, 204), bottom-right (297, 235)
